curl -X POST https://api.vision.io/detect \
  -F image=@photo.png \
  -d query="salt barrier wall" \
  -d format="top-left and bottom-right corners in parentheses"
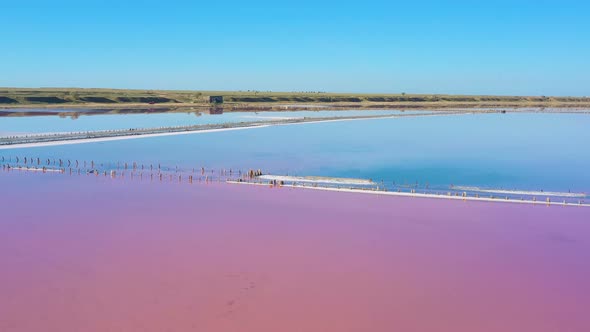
top-left (1, 172), bottom-right (589, 332)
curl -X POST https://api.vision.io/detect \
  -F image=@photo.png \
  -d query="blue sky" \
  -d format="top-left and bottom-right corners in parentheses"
top-left (1, 0), bottom-right (589, 96)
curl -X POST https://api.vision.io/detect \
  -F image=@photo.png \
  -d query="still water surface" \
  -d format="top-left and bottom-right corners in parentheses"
top-left (2, 112), bottom-right (589, 194)
top-left (0, 109), bottom-right (415, 135)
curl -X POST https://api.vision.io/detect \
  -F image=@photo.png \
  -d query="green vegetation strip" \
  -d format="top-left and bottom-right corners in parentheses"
top-left (2, 88), bottom-right (590, 109)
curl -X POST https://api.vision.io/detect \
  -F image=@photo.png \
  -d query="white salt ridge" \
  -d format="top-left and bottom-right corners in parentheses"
top-left (258, 175), bottom-right (374, 186)
top-left (452, 186), bottom-right (586, 198)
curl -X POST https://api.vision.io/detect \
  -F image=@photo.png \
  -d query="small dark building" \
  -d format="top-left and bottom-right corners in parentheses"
top-left (209, 96), bottom-right (224, 104)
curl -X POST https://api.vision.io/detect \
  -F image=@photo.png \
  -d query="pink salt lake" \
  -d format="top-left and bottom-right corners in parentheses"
top-left (1, 172), bottom-right (589, 332)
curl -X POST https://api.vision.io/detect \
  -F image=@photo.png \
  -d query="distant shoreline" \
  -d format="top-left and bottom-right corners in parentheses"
top-left (2, 88), bottom-right (590, 110)
top-left (3, 103), bottom-right (590, 111)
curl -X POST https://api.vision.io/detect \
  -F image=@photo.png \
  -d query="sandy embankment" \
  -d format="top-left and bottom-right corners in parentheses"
top-left (258, 174), bottom-right (374, 186)
top-left (228, 180), bottom-right (590, 207)
top-left (452, 186), bottom-right (587, 198)
top-left (0, 112), bottom-right (457, 150)
top-left (0, 125), bottom-right (271, 150)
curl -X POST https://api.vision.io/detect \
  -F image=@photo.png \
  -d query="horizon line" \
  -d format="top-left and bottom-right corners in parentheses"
top-left (1, 86), bottom-right (589, 98)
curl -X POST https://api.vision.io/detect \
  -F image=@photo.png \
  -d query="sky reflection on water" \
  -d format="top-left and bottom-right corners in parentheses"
top-left (2, 112), bottom-right (589, 193)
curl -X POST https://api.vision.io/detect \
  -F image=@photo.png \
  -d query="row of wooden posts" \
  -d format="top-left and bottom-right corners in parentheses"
top-left (1, 159), bottom-right (266, 185)
top-left (1, 156), bottom-right (265, 177)
top-left (2, 156), bottom-right (585, 206)
top-left (2, 165), bottom-right (243, 184)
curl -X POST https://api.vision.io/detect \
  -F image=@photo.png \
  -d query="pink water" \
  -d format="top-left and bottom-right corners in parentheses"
top-left (1, 172), bottom-right (589, 331)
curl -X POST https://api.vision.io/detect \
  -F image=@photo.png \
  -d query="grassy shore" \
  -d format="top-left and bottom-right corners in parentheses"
top-left (2, 87), bottom-right (590, 110)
